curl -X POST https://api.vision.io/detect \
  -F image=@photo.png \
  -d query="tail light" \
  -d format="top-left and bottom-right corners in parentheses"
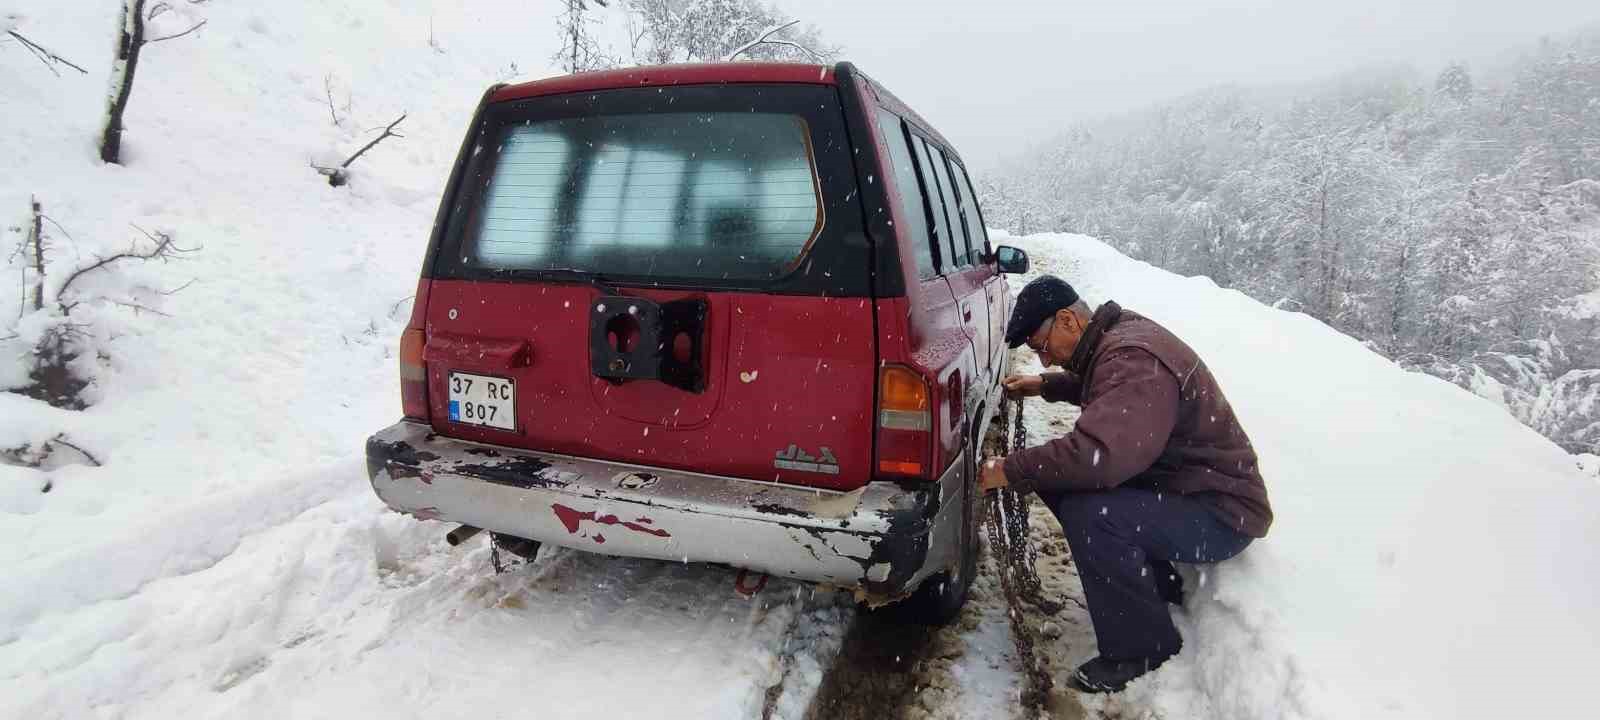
top-left (876, 364), bottom-right (932, 480)
top-left (398, 278), bottom-right (432, 421)
top-left (399, 328), bottom-right (429, 420)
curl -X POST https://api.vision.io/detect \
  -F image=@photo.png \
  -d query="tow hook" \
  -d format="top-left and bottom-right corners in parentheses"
top-left (734, 569), bottom-right (769, 598)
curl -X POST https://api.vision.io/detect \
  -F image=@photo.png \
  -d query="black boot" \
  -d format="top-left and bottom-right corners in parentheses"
top-left (1149, 557), bottom-right (1184, 606)
top-left (1066, 651), bottom-right (1177, 694)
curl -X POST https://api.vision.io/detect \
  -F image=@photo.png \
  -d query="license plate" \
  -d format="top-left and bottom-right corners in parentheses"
top-left (447, 372), bottom-right (515, 430)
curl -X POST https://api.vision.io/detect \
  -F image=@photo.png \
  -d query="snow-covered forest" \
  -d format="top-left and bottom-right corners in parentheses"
top-left (552, 0), bottom-right (838, 73)
top-left (979, 31), bottom-right (1600, 455)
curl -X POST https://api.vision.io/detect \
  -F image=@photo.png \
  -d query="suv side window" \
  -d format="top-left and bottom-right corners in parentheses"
top-left (927, 144), bottom-right (972, 268)
top-left (949, 161), bottom-right (990, 264)
top-left (877, 110), bottom-right (937, 280)
top-left (912, 136), bottom-right (958, 274)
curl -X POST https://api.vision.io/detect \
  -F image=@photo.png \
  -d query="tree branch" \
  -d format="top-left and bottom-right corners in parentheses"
top-left (51, 435), bottom-right (102, 467)
top-left (28, 196), bottom-right (43, 314)
top-left (307, 114), bottom-right (406, 188)
top-left (55, 226), bottom-right (190, 307)
top-left (312, 113), bottom-right (406, 187)
top-left (428, 14), bottom-right (444, 54)
top-left (749, 37), bottom-right (825, 62)
top-left (112, 299), bottom-right (172, 317)
top-left (157, 278), bottom-right (197, 296)
top-left (40, 214), bottom-right (77, 247)
top-left (723, 20), bottom-right (798, 62)
top-left (340, 113), bottom-right (406, 168)
top-left (144, 18), bottom-right (206, 44)
top-left (323, 73), bottom-right (342, 127)
top-left (6, 30), bottom-right (89, 75)
top-left (389, 294), bottom-right (415, 319)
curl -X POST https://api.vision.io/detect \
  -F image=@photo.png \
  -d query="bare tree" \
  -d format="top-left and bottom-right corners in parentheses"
top-left (553, 0), bottom-right (614, 73)
top-left (623, 0), bottom-right (840, 65)
top-left (313, 113), bottom-right (407, 187)
top-left (7, 198), bottom-right (195, 409)
top-left (322, 73), bottom-right (351, 128)
top-left (428, 14), bottom-right (444, 55)
top-left (25, 196), bottom-right (44, 315)
top-left (99, 0), bottom-right (207, 165)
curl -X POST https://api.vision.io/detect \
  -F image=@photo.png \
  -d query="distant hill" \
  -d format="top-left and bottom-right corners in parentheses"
top-left (980, 30), bottom-right (1600, 454)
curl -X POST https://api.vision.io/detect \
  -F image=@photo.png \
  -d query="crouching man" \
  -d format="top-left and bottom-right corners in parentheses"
top-left (979, 275), bottom-right (1273, 693)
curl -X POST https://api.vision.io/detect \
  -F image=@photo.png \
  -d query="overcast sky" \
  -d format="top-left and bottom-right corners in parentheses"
top-left (769, 0), bottom-right (1599, 170)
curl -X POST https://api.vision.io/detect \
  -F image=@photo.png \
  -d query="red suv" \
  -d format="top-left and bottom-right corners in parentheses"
top-left (365, 62), bottom-right (1030, 623)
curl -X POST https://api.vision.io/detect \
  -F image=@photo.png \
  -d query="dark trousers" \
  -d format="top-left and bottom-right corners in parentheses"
top-left (1040, 487), bottom-right (1253, 660)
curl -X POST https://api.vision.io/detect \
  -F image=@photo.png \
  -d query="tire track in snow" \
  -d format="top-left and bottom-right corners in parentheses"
top-left (3, 467), bottom-right (856, 719)
top-left (0, 460), bottom-right (367, 642)
top-left (798, 406), bottom-right (1072, 720)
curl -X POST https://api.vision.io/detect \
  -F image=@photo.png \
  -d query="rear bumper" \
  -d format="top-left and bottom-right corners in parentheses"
top-left (364, 421), bottom-right (963, 598)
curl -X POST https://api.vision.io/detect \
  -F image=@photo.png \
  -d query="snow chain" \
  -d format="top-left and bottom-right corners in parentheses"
top-left (984, 397), bottom-right (1062, 709)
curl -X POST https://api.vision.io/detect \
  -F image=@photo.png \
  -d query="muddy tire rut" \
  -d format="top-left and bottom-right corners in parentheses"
top-left (800, 392), bottom-right (1097, 720)
top-left (799, 552), bottom-right (995, 720)
top-left (799, 535), bottom-right (1090, 720)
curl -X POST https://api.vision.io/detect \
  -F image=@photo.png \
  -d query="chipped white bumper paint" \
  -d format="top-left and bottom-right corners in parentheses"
top-left (365, 421), bottom-right (966, 594)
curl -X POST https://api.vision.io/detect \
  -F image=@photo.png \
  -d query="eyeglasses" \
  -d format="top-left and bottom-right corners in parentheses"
top-left (1025, 318), bottom-right (1054, 354)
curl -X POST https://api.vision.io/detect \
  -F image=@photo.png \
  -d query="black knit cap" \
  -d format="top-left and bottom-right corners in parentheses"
top-left (1005, 275), bottom-right (1080, 348)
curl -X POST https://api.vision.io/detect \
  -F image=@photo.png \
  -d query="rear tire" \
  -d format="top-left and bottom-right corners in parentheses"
top-left (889, 448), bottom-right (979, 626)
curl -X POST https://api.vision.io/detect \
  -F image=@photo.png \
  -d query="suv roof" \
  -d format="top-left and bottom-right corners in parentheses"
top-left (489, 62), bottom-right (962, 164)
top-left (490, 62), bottom-right (838, 103)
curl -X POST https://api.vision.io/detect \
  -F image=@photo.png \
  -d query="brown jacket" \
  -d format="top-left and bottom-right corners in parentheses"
top-left (1002, 302), bottom-right (1273, 537)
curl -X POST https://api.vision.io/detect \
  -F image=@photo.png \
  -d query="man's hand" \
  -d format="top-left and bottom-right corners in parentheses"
top-left (1002, 374), bottom-right (1044, 399)
top-left (979, 457), bottom-right (1010, 492)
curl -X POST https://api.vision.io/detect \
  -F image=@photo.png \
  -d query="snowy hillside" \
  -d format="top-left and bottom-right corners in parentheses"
top-left (4, 2), bottom-right (1600, 719)
top-left (1002, 230), bottom-right (1600, 720)
top-left (1, 0), bottom-right (545, 598)
top-left (979, 43), bottom-right (1600, 457)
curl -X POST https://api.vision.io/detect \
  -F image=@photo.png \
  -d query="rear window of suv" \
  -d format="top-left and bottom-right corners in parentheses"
top-left (434, 84), bottom-right (865, 292)
top-left (471, 112), bottom-right (819, 278)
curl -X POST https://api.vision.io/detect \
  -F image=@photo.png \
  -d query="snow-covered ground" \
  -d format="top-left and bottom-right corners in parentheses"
top-left (998, 230), bottom-right (1600, 720)
top-left (5, 476), bottom-right (849, 718)
top-left (5, 2), bottom-right (1600, 719)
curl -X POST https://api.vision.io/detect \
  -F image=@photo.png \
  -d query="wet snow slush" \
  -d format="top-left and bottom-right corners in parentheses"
top-left (802, 393), bottom-right (1088, 720)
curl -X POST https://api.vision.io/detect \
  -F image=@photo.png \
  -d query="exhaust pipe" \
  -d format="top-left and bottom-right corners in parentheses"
top-left (445, 524), bottom-right (482, 546)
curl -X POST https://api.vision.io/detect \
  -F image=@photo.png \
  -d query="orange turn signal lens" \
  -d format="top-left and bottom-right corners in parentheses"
top-left (399, 328), bottom-right (426, 381)
top-left (399, 328), bottom-right (429, 420)
top-left (880, 365), bottom-right (929, 412)
top-left (879, 365), bottom-right (931, 431)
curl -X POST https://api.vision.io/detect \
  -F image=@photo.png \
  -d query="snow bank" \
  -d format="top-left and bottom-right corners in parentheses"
top-left (1000, 230), bottom-right (1600, 719)
top-left (2, 0), bottom-right (526, 607)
